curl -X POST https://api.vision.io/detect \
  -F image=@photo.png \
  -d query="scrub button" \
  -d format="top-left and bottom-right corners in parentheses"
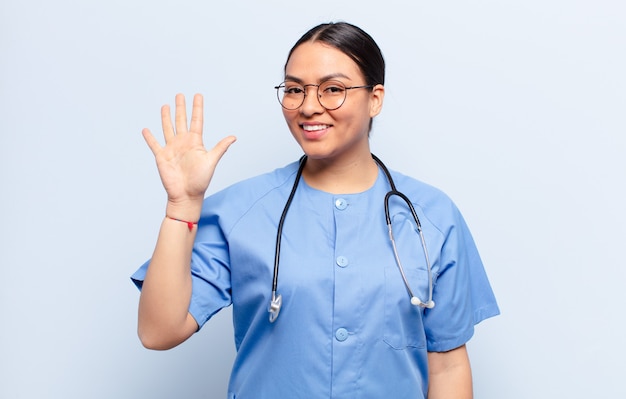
top-left (334, 198), bottom-right (348, 210)
top-left (335, 328), bottom-right (349, 342)
top-left (336, 256), bottom-right (349, 268)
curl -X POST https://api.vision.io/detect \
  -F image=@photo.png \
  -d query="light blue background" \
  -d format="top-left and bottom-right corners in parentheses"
top-left (1, 0), bottom-right (624, 398)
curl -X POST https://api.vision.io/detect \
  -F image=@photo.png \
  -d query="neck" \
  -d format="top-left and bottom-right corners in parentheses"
top-left (302, 152), bottom-right (378, 194)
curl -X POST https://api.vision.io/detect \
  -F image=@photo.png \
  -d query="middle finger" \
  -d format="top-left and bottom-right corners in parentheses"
top-left (174, 93), bottom-right (188, 134)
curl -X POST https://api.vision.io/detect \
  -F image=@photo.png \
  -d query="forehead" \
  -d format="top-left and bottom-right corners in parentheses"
top-left (284, 41), bottom-right (363, 82)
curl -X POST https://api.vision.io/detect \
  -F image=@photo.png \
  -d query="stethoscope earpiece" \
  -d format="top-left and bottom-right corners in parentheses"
top-left (410, 297), bottom-right (435, 309)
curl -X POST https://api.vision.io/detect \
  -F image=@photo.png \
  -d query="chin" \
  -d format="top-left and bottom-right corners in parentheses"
top-left (296, 142), bottom-right (333, 158)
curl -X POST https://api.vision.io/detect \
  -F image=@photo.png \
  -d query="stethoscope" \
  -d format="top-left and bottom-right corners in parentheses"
top-left (268, 154), bottom-right (435, 323)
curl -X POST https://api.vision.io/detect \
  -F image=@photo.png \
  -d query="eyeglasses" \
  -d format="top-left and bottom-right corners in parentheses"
top-left (274, 79), bottom-right (374, 111)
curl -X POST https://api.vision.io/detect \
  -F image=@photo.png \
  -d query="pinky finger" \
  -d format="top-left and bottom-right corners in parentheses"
top-left (142, 128), bottom-right (162, 155)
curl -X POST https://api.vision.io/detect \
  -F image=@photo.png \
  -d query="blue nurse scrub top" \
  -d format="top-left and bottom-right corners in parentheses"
top-left (132, 160), bottom-right (500, 398)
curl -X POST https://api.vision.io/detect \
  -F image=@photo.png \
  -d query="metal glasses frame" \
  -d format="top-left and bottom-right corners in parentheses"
top-left (274, 79), bottom-right (374, 111)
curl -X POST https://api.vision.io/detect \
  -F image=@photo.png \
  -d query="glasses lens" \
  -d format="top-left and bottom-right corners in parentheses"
top-left (318, 80), bottom-right (347, 110)
top-left (277, 82), bottom-right (304, 110)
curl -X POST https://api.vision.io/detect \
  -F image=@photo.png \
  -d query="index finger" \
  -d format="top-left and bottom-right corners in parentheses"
top-left (189, 93), bottom-right (204, 135)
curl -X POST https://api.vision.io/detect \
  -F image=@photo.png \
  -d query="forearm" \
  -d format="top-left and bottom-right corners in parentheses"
top-left (138, 208), bottom-right (200, 349)
top-left (427, 345), bottom-right (473, 399)
top-left (136, 93), bottom-right (236, 349)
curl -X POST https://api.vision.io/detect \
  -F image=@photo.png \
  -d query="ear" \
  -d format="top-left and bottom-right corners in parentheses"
top-left (368, 84), bottom-right (385, 118)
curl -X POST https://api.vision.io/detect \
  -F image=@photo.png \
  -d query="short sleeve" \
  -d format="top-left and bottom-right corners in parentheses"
top-left (423, 204), bottom-right (499, 352)
top-left (130, 209), bottom-right (233, 329)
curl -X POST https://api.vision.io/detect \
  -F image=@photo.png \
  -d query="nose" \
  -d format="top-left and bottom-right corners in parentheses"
top-left (300, 85), bottom-right (324, 116)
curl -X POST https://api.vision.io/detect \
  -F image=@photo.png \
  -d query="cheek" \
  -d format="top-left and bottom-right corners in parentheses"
top-left (338, 106), bottom-right (370, 131)
top-left (282, 110), bottom-right (301, 138)
top-left (282, 109), bottom-right (297, 124)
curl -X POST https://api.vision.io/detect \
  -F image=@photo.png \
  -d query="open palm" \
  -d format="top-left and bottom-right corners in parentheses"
top-left (142, 94), bottom-right (236, 207)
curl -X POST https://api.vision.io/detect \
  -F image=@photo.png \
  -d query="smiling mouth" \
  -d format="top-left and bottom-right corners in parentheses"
top-left (301, 124), bottom-right (331, 131)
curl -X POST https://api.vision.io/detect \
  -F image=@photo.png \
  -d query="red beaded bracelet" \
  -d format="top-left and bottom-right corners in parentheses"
top-left (166, 216), bottom-right (198, 231)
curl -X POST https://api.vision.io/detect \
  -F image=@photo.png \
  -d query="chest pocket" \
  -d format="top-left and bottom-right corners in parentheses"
top-left (383, 266), bottom-right (428, 349)
top-left (382, 212), bottom-right (429, 350)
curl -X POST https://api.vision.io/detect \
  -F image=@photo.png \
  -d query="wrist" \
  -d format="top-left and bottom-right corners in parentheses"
top-left (165, 215), bottom-right (198, 231)
top-left (165, 198), bottom-right (204, 222)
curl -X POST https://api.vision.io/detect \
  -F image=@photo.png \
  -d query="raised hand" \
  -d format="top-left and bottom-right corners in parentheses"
top-left (142, 93), bottom-right (236, 218)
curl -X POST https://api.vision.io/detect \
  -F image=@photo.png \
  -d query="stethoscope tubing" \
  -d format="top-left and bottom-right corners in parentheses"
top-left (375, 153), bottom-right (434, 309)
top-left (269, 154), bottom-right (434, 323)
top-left (269, 156), bottom-right (306, 322)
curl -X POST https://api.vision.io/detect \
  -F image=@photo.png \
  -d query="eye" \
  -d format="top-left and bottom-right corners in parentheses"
top-left (321, 81), bottom-right (346, 94)
top-left (283, 84), bottom-right (304, 95)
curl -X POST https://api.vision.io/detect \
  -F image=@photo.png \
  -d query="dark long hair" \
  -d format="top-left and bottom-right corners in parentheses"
top-left (285, 22), bottom-right (385, 87)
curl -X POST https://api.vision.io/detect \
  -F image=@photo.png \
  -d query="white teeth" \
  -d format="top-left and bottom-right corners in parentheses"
top-left (302, 124), bottom-right (328, 131)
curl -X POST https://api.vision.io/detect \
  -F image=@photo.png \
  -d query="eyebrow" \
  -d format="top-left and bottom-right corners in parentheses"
top-left (284, 73), bottom-right (351, 84)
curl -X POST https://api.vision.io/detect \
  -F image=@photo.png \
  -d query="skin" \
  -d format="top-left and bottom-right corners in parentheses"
top-left (138, 94), bottom-right (234, 349)
top-left (281, 41), bottom-right (384, 194)
top-left (428, 345), bottom-right (473, 398)
top-left (137, 39), bottom-right (473, 398)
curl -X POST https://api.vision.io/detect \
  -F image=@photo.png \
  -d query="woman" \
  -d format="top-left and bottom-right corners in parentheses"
top-left (132, 22), bottom-right (499, 398)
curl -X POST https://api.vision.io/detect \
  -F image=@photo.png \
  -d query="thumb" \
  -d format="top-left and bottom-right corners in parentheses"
top-left (209, 135), bottom-right (237, 162)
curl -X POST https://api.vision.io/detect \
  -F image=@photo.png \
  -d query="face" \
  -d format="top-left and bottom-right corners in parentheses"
top-left (282, 41), bottom-right (384, 163)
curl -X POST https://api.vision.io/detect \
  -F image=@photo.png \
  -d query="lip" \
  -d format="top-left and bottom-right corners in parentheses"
top-left (300, 122), bottom-right (332, 140)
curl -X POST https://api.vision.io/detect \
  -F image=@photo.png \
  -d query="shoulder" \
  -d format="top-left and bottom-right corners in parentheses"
top-left (211, 161), bottom-right (299, 199)
top-left (199, 161), bottom-right (300, 228)
top-left (387, 169), bottom-right (465, 232)
top-left (388, 170), bottom-right (456, 210)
